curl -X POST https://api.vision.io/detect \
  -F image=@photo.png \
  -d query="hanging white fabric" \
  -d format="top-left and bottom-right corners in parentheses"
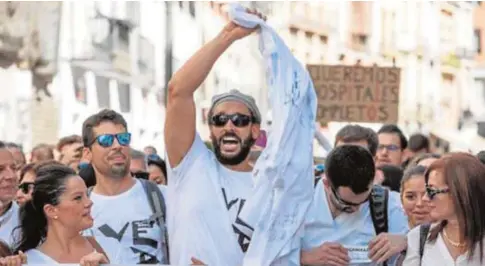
top-left (228, 4), bottom-right (317, 266)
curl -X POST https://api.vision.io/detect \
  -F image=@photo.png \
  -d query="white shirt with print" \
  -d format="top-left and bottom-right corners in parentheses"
top-left (84, 179), bottom-right (167, 264)
top-left (166, 134), bottom-right (253, 266)
top-left (303, 179), bottom-right (409, 266)
top-left (0, 201), bottom-right (20, 247)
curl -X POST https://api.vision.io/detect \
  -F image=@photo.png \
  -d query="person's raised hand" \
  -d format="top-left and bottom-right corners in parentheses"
top-left (222, 7), bottom-right (267, 42)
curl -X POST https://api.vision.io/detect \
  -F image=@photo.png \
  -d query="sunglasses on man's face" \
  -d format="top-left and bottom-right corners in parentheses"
top-left (18, 182), bottom-right (34, 194)
top-left (426, 185), bottom-right (450, 200)
top-left (331, 186), bottom-right (370, 212)
top-left (210, 113), bottom-right (254, 128)
top-left (94, 132), bottom-right (131, 148)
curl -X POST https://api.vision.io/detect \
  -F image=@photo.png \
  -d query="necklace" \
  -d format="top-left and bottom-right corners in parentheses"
top-left (443, 229), bottom-right (465, 247)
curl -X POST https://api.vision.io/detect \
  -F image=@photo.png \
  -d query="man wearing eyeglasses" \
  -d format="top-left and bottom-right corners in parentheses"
top-left (301, 145), bottom-right (408, 266)
top-left (376, 124), bottom-right (408, 168)
top-left (81, 109), bottom-right (168, 265)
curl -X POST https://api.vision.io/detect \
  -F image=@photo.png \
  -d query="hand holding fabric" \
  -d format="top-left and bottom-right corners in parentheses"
top-left (222, 8), bottom-right (266, 42)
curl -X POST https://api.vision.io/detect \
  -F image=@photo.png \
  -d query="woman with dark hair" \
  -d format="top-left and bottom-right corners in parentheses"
top-left (147, 154), bottom-right (167, 185)
top-left (402, 153), bottom-right (485, 265)
top-left (399, 165), bottom-right (431, 228)
top-left (13, 162), bottom-right (108, 265)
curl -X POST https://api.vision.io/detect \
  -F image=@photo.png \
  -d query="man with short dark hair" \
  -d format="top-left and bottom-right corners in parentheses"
top-left (376, 124), bottom-right (408, 167)
top-left (82, 109), bottom-right (168, 264)
top-left (302, 145), bottom-right (408, 266)
top-left (130, 148), bottom-right (148, 176)
top-left (30, 143), bottom-right (54, 164)
top-left (57, 135), bottom-right (83, 171)
top-left (407, 133), bottom-right (429, 154)
top-left (402, 133), bottom-right (430, 168)
top-left (334, 124), bottom-right (378, 156)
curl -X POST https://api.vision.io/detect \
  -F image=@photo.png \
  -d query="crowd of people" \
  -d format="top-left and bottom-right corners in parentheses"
top-left (0, 5), bottom-right (485, 266)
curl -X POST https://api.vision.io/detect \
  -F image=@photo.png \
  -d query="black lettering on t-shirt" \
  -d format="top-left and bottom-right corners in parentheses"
top-left (132, 220), bottom-right (157, 248)
top-left (98, 223), bottom-right (129, 242)
top-left (130, 246), bottom-right (160, 264)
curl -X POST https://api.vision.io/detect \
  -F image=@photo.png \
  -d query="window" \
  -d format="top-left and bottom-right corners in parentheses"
top-left (474, 29), bottom-right (482, 54)
top-left (351, 34), bottom-right (368, 52)
top-left (71, 67), bottom-right (87, 104)
top-left (189, 1), bottom-right (196, 17)
top-left (118, 82), bottom-right (131, 112)
top-left (96, 76), bottom-right (110, 108)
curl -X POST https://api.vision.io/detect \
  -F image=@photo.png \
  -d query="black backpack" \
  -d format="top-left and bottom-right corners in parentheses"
top-left (314, 178), bottom-right (389, 264)
top-left (87, 179), bottom-right (169, 264)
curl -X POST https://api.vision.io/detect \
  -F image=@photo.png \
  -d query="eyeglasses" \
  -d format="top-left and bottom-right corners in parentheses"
top-left (94, 133), bottom-right (131, 148)
top-left (330, 186), bottom-right (370, 213)
top-left (210, 113), bottom-right (254, 127)
top-left (426, 185), bottom-right (450, 200)
top-left (18, 182), bottom-right (34, 194)
top-left (377, 144), bottom-right (400, 152)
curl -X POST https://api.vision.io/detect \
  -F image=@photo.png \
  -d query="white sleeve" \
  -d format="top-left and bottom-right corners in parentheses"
top-left (165, 134), bottom-right (212, 188)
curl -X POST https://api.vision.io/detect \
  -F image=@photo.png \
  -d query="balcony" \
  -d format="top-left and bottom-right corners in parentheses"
top-left (90, 11), bottom-right (133, 74)
top-left (455, 47), bottom-right (476, 60)
top-left (349, 34), bottom-right (369, 53)
top-left (0, 2), bottom-right (61, 74)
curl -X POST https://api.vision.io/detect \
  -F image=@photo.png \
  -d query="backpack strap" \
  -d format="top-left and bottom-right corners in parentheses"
top-left (140, 179), bottom-right (169, 264)
top-left (314, 177), bottom-right (322, 188)
top-left (369, 185), bottom-right (389, 266)
top-left (419, 224), bottom-right (431, 263)
top-left (369, 185), bottom-right (389, 235)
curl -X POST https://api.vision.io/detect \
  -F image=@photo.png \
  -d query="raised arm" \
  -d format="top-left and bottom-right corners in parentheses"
top-left (164, 10), bottom-right (264, 168)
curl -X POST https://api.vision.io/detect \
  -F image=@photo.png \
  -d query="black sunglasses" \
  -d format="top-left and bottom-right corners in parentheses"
top-left (331, 186), bottom-right (370, 213)
top-left (133, 171), bottom-right (149, 180)
top-left (210, 113), bottom-right (255, 127)
top-left (18, 182), bottom-right (34, 194)
top-left (426, 185), bottom-right (450, 200)
top-left (93, 133), bottom-right (131, 148)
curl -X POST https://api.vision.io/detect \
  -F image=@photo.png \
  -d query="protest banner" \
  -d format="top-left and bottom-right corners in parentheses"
top-left (307, 64), bottom-right (401, 124)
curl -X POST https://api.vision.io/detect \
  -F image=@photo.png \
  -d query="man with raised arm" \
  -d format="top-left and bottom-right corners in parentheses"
top-left (165, 8), bottom-right (266, 266)
top-left (165, 5), bottom-right (317, 266)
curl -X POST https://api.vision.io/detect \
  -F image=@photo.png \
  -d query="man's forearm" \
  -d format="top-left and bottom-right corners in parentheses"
top-left (167, 31), bottom-right (234, 99)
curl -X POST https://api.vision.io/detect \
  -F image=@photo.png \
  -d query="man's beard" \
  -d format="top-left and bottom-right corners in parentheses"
top-left (109, 164), bottom-right (129, 178)
top-left (106, 153), bottom-right (129, 178)
top-left (211, 132), bottom-right (255, 166)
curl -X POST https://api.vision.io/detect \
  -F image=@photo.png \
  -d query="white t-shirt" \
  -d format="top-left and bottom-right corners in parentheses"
top-left (0, 201), bottom-right (20, 247)
top-left (167, 134), bottom-right (253, 266)
top-left (303, 180), bottom-right (409, 266)
top-left (84, 179), bottom-right (168, 264)
top-left (25, 249), bottom-right (58, 264)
